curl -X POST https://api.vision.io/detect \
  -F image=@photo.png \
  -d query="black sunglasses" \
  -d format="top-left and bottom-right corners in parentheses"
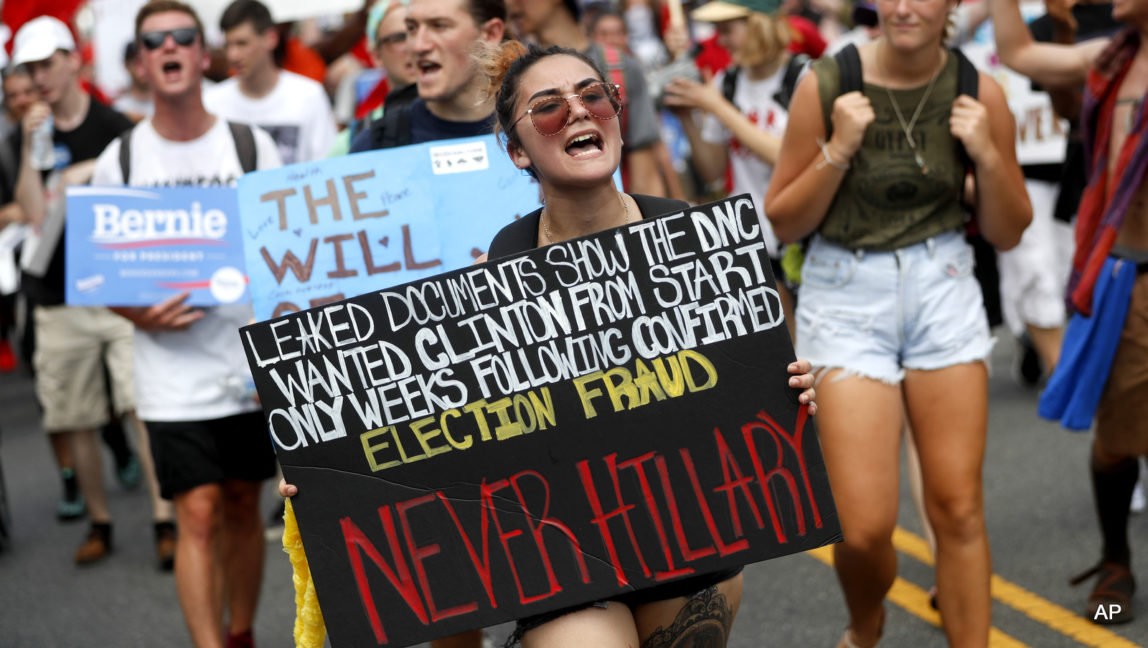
top-left (139, 28), bottom-right (199, 51)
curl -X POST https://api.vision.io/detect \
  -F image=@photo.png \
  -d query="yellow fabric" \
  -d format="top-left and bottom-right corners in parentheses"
top-left (283, 498), bottom-right (327, 648)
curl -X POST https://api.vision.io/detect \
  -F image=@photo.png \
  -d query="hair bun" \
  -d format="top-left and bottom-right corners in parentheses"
top-left (479, 39), bottom-right (529, 103)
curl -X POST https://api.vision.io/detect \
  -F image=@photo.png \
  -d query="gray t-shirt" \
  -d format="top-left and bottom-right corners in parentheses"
top-left (585, 43), bottom-right (661, 152)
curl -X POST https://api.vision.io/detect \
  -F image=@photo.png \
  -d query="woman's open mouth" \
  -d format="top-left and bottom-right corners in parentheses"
top-left (565, 132), bottom-right (603, 158)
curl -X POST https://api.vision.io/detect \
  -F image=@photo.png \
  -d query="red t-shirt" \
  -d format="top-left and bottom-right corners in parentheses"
top-left (282, 38), bottom-right (327, 84)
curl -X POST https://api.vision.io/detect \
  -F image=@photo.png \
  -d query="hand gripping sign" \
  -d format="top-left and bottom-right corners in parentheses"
top-left (240, 195), bottom-right (841, 648)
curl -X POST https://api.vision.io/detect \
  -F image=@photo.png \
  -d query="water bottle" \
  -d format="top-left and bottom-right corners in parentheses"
top-left (30, 114), bottom-right (56, 171)
top-left (220, 373), bottom-right (259, 404)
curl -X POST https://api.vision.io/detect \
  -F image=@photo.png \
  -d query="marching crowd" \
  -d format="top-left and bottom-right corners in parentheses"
top-left (0, 0), bottom-right (1145, 647)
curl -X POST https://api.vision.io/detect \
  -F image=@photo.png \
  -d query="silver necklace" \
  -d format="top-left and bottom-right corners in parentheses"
top-left (542, 192), bottom-right (631, 244)
top-left (880, 44), bottom-right (945, 175)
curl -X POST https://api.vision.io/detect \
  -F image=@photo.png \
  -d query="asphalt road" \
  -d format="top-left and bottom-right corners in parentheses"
top-left (1, 335), bottom-right (1145, 648)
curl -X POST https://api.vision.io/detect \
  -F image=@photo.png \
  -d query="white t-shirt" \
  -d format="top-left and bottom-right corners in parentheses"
top-left (205, 70), bottom-right (336, 165)
top-left (92, 116), bottom-right (282, 422)
top-left (113, 92), bottom-right (153, 118)
top-left (701, 66), bottom-right (790, 257)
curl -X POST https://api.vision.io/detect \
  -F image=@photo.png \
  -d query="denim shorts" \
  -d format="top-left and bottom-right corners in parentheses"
top-left (795, 231), bottom-right (993, 384)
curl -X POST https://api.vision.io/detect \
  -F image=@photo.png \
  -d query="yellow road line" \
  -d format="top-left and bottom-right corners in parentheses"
top-left (805, 545), bottom-right (1030, 648)
top-left (891, 527), bottom-right (1144, 648)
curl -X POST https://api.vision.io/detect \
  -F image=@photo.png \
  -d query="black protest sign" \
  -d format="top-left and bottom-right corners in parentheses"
top-left (240, 195), bottom-right (841, 648)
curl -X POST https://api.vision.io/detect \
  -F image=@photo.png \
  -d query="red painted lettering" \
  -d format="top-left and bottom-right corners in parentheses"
top-left (341, 507), bottom-right (429, 645)
top-left (483, 479), bottom-right (550, 605)
top-left (712, 427), bottom-right (764, 537)
top-left (508, 471), bottom-right (591, 593)
top-left (575, 457), bottom-right (642, 586)
top-left (616, 452), bottom-right (693, 581)
top-left (679, 448), bottom-right (749, 556)
top-left (396, 494), bottom-right (478, 622)
top-left (438, 492), bottom-right (497, 609)
top-left (741, 406), bottom-right (822, 543)
top-left (653, 454), bottom-right (716, 562)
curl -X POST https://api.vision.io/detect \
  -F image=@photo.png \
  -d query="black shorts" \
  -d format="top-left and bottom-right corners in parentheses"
top-left (147, 411), bottom-right (277, 499)
top-left (510, 567), bottom-right (743, 645)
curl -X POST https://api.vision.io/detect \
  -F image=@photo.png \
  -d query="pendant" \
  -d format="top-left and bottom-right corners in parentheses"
top-left (914, 151), bottom-right (928, 175)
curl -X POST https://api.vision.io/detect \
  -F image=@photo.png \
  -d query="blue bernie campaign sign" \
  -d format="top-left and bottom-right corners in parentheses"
top-left (65, 185), bottom-right (250, 307)
top-left (237, 134), bottom-right (545, 322)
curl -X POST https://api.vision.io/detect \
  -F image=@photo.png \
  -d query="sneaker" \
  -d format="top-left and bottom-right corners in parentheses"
top-left (57, 469), bottom-right (86, 521)
top-left (154, 521), bottom-right (176, 572)
top-left (1072, 561), bottom-right (1136, 624)
top-left (115, 454), bottom-right (141, 490)
top-left (75, 523), bottom-right (112, 564)
top-left (1013, 334), bottom-right (1043, 387)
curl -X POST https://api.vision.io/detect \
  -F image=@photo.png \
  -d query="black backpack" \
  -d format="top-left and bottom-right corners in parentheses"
top-left (831, 43), bottom-right (979, 169)
top-left (362, 83), bottom-right (420, 150)
top-left (118, 121), bottom-right (257, 181)
top-left (833, 44), bottom-right (1001, 325)
top-left (721, 53), bottom-right (810, 110)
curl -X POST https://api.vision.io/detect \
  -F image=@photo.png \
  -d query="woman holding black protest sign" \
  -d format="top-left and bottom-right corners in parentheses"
top-left (479, 40), bottom-right (818, 648)
top-left (281, 40), bottom-right (820, 648)
top-left (762, 0), bottom-right (1031, 645)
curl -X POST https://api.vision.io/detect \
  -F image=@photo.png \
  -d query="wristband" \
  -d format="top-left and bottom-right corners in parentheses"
top-left (815, 138), bottom-right (850, 171)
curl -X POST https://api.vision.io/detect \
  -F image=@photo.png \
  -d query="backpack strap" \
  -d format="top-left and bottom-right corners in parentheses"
top-left (954, 48), bottom-right (979, 100)
top-left (117, 126), bottom-right (135, 183)
top-left (773, 54), bottom-right (810, 110)
top-left (721, 66), bottom-right (741, 104)
top-left (370, 101), bottom-right (414, 150)
top-left (824, 44), bottom-right (864, 138)
top-left (227, 122), bottom-right (257, 174)
top-left (600, 45), bottom-right (629, 136)
top-left (0, 136), bottom-right (17, 187)
top-left (834, 43), bottom-right (863, 96)
top-left (949, 48), bottom-right (979, 176)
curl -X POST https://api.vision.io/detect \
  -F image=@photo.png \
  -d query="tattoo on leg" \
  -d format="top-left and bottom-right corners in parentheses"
top-left (641, 586), bottom-right (733, 648)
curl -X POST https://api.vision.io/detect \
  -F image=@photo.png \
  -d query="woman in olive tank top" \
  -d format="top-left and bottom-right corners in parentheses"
top-left (764, 0), bottom-right (1030, 646)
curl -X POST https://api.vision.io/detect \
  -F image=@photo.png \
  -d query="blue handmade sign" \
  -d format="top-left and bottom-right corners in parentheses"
top-left (65, 185), bottom-right (250, 306)
top-left (237, 134), bottom-right (545, 321)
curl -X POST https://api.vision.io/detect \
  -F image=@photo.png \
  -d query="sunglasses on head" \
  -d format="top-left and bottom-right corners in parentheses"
top-left (139, 27), bottom-right (199, 51)
top-left (511, 82), bottom-right (622, 137)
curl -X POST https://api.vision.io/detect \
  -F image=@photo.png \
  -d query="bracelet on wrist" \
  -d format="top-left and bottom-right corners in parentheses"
top-left (815, 137), bottom-right (851, 171)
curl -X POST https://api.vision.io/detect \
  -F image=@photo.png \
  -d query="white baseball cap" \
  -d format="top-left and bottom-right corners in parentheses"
top-left (11, 16), bottom-right (76, 67)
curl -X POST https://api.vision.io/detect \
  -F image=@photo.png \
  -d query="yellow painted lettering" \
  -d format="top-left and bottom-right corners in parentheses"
top-left (463, 399), bottom-right (494, 441)
top-left (527, 387), bottom-right (556, 430)
top-left (680, 349), bottom-right (718, 391)
top-left (410, 416), bottom-right (452, 459)
top-left (439, 409), bottom-right (472, 450)
top-left (633, 358), bottom-right (666, 406)
top-left (655, 355), bottom-right (686, 397)
top-left (393, 424), bottom-right (428, 465)
top-left (602, 367), bottom-right (638, 412)
top-left (361, 427), bottom-right (402, 472)
top-left (573, 371), bottom-right (606, 418)
top-left (487, 397), bottom-right (523, 440)
top-left (512, 393), bottom-right (536, 434)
